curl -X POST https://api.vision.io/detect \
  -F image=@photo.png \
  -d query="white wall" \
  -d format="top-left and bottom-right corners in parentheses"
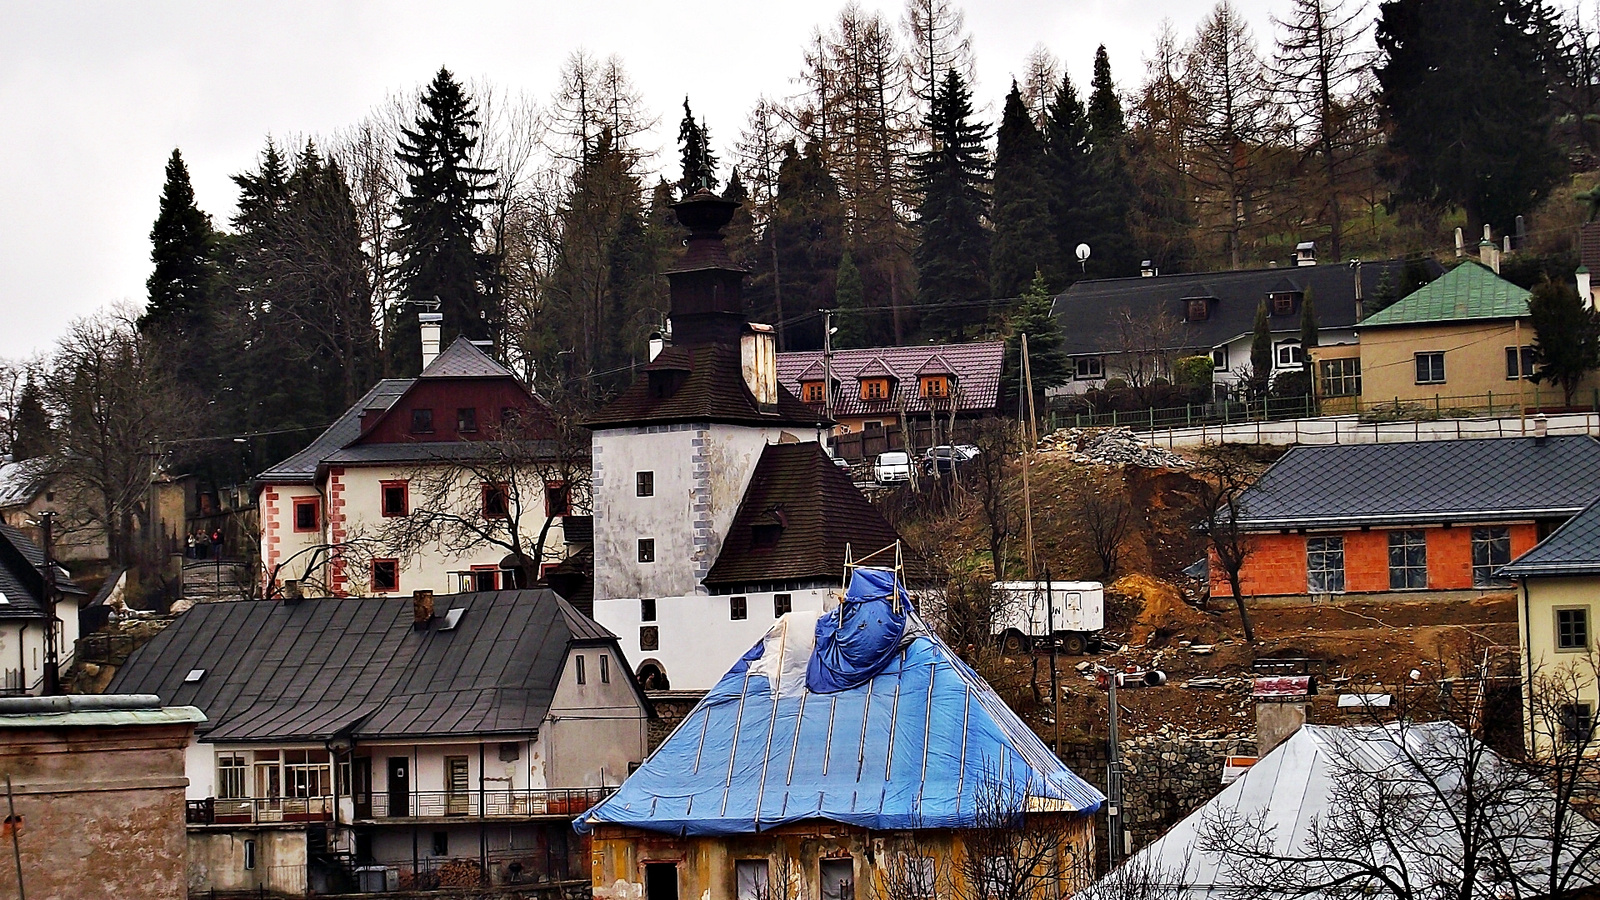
top-left (593, 587), bottom-right (834, 691)
top-left (0, 600), bottom-right (79, 695)
top-left (1054, 326), bottom-right (1359, 397)
top-left (546, 647), bottom-right (649, 787)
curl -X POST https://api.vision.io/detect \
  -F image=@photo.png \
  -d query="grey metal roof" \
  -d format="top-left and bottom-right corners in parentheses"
top-left (1233, 436), bottom-right (1600, 529)
top-left (106, 590), bottom-right (626, 743)
top-left (256, 379), bottom-right (411, 484)
top-left (0, 524), bottom-right (85, 620)
top-left (1050, 259), bottom-right (1439, 356)
top-left (319, 439), bottom-right (564, 469)
top-left (1502, 495), bottom-right (1600, 576)
top-left (420, 337), bottom-right (516, 379)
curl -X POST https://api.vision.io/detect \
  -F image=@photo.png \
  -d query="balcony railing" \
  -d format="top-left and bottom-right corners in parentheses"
top-left (367, 787), bottom-right (610, 820)
top-left (187, 796), bottom-right (334, 825)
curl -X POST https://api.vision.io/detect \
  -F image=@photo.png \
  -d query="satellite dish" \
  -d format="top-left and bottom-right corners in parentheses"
top-left (1075, 243), bottom-right (1092, 262)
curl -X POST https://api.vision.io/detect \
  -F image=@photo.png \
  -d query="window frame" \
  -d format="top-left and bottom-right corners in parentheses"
top-left (636, 471), bottom-right (655, 497)
top-left (1275, 340), bottom-right (1305, 369)
top-left (1211, 346), bottom-right (1229, 371)
top-left (410, 408), bottom-right (434, 434)
top-left (1073, 356), bottom-right (1105, 380)
top-left (860, 378), bottom-right (890, 401)
top-left (774, 593), bottom-right (792, 617)
top-left (482, 482), bottom-right (511, 519)
top-left (640, 597), bottom-right (657, 622)
top-left (730, 596), bottom-right (748, 620)
top-left (1271, 293), bottom-right (1296, 316)
top-left (292, 497), bottom-right (320, 533)
top-left (637, 538), bottom-right (655, 563)
top-left (1387, 529), bottom-right (1428, 590)
top-left (1306, 536), bottom-right (1346, 594)
top-left (1319, 357), bottom-right (1362, 398)
top-left (920, 375), bottom-right (949, 398)
top-left (575, 654), bottom-right (586, 685)
top-left (1555, 606), bottom-right (1591, 652)
top-left (1415, 352), bottom-right (1446, 385)
top-left (1505, 345), bottom-right (1536, 380)
top-left (218, 754), bottom-right (247, 800)
top-left (802, 381), bottom-right (827, 403)
top-left (1470, 526), bottom-right (1512, 587)
top-left (380, 481), bottom-right (409, 518)
top-left (544, 480), bottom-right (571, 517)
top-left (456, 407), bottom-right (478, 434)
top-left (1186, 298), bottom-right (1210, 322)
top-left (736, 860), bottom-right (772, 900)
top-left (468, 565), bottom-right (499, 592)
top-left (370, 558), bottom-right (400, 593)
top-left (1561, 703), bottom-right (1595, 745)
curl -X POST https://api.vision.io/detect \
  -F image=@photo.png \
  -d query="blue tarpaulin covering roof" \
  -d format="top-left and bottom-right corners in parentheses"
top-left (576, 569), bottom-right (1104, 836)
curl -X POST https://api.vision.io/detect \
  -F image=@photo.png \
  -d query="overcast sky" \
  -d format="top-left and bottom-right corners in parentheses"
top-left (0, 0), bottom-right (1297, 361)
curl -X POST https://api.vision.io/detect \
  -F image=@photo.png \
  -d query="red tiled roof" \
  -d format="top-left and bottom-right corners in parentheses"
top-left (776, 342), bottom-right (1005, 418)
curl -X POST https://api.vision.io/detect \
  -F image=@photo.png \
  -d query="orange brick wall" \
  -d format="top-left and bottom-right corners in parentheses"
top-left (1212, 522), bottom-right (1540, 597)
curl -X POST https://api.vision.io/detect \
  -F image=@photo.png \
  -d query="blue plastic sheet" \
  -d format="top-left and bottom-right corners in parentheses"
top-left (806, 568), bottom-right (908, 693)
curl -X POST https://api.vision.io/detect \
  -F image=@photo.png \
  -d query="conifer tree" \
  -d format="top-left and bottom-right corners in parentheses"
top-left (834, 251), bottom-right (868, 349)
top-left (913, 69), bottom-right (990, 339)
top-left (1250, 299), bottom-right (1273, 397)
top-left (1000, 271), bottom-right (1068, 406)
top-left (391, 68), bottom-right (498, 375)
top-left (1298, 286), bottom-right (1319, 373)
top-left (141, 149), bottom-right (217, 389)
top-left (991, 82), bottom-right (1058, 302)
top-left (752, 142), bottom-right (845, 350)
top-left (1529, 278), bottom-right (1600, 406)
top-left (1082, 46), bottom-right (1138, 279)
top-left (10, 377), bottom-right (51, 462)
top-left (677, 97), bottom-right (719, 196)
top-left (1043, 73), bottom-right (1090, 287)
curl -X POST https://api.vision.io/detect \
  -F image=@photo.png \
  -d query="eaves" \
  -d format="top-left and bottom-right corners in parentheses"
top-left (1239, 507), bottom-right (1585, 531)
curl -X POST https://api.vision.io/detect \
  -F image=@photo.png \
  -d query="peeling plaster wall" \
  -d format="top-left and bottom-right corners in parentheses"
top-left (547, 647), bottom-right (649, 789)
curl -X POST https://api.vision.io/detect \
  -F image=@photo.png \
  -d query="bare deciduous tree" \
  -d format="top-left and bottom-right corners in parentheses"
top-left (1112, 308), bottom-right (1183, 403)
top-left (1192, 446), bottom-right (1259, 642)
top-left (956, 771), bottom-right (1095, 900)
top-left (1071, 469), bottom-right (1134, 580)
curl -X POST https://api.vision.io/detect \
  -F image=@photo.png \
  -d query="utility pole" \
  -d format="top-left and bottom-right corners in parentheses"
top-left (1018, 334), bottom-right (1037, 580)
top-left (821, 309), bottom-right (836, 423)
top-left (38, 512), bottom-right (59, 696)
top-left (1106, 671), bottom-right (1123, 867)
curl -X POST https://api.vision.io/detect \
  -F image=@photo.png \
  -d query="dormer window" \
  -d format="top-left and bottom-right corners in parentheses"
top-left (801, 381), bottom-right (826, 404)
top-left (920, 375), bottom-right (950, 398)
top-left (860, 378), bottom-right (891, 401)
top-left (752, 523), bottom-right (782, 549)
top-left (648, 370), bottom-right (686, 399)
top-left (1270, 293), bottom-right (1296, 316)
top-left (1186, 299), bottom-right (1210, 322)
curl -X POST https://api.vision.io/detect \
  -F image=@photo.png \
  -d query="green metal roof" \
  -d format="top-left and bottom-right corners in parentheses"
top-left (1361, 262), bottom-right (1530, 327)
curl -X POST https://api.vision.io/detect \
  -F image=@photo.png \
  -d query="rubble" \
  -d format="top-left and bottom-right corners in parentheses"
top-left (1040, 426), bottom-right (1193, 468)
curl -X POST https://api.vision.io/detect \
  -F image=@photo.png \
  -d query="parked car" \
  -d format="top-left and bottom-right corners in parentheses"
top-left (873, 451), bottom-right (912, 484)
top-left (831, 455), bottom-right (853, 472)
top-left (923, 444), bottom-right (980, 474)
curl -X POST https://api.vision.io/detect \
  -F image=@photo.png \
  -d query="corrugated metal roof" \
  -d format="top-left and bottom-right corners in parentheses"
top-left (777, 342), bottom-right (1005, 419)
top-left (256, 379), bottom-right (411, 483)
top-left (1233, 436), bottom-right (1600, 529)
top-left (577, 610), bottom-right (1102, 835)
top-left (1361, 262), bottom-right (1530, 327)
top-left (1502, 495), bottom-right (1600, 576)
top-left (107, 590), bottom-right (624, 742)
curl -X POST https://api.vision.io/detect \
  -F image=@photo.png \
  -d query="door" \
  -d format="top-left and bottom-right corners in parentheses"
top-left (820, 859), bottom-right (855, 900)
top-left (645, 862), bottom-right (678, 900)
top-left (386, 757), bottom-right (409, 817)
top-left (446, 756), bottom-right (470, 815)
top-left (352, 758), bottom-right (372, 819)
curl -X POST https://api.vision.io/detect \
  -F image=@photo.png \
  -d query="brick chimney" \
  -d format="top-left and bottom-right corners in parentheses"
top-left (413, 590), bottom-right (434, 629)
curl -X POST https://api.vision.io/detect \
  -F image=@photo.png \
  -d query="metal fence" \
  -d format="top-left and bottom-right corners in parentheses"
top-left (368, 787), bottom-right (609, 819)
top-left (187, 796), bottom-right (335, 825)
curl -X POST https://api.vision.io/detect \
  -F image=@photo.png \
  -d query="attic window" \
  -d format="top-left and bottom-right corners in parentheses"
top-left (648, 370), bottom-right (686, 399)
top-left (1186, 299), bottom-right (1210, 322)
top-left (411, 408), bottom-right (434, 434)
top-left (184, 669), bottom-right (205, 684)
top-left (752, 523), bottom-right (783, 549)
top-left (1271, 293), bottom-right (1296, 316)
top-left (920, 376), bottom-right (950, 398)
top-left (801, 381), bottom-right (826, 404)
top-left (860, 378), bottom-right (891, 401)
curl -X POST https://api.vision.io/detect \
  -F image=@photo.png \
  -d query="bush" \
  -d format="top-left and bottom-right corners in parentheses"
top-left (1174, 355), bottom-right (1215, 387)
top-left (1104, 377), bottom-right (1129, 390)
top-left (1269, 370), bottom-right (1312, 399)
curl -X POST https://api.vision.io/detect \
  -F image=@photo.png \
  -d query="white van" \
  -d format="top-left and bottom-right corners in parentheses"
top-left (990, 580), bottom-right (1104, 654)
top-left (873, 451), bottom-right (912, 484)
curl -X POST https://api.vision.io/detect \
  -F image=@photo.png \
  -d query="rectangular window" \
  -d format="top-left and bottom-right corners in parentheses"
top-left (1415, 352), bottom-right (1446, 384)
top-left (293, 497), bottom-right (320, 532)
top-left (1276, 341), bottom-right (1305, 368)
top-left (380, 481), bottom-right (408, 518)
top-left (820, 859), bottom-right (855, 900)
top-left (1186, 298), bottom-right (1210, 321)
top-left (411, 408), bottom-right (434, 433)
top-left (283, 748), bottom-right (331, 799)
top-left (1470, 526), bottom-right (1511, 587)
top-left (1560, 703), bottom-right (1594, 745)
top-left (432, 831), bottom-right (449, 856)
top-left (641, 597), bottom-right (657, 621)
top-left (244, 839), bottom-right (256, 870)
top-left (736, 860), bottom-right (771, 900)
top-left (1387, 530), bottom-right (1428, 590)
top-left (1212, 346), bottom-right (1229, 370)
top-left (860, 379), bottom-right (889, 400)
top-left (636, 471), bottom-right (655, 497)
top-left (1271, 294), bottom-right (1295, 316)
top-left (638, 539), bottom-right (655, 563)
top-left (1319, 358), bottom-right (1362, 398)
top-left (544, 480), bottom-right (571, 517)
top-left (445, 756), bottom-right (469, 815)
top-left (864, 420), bottom-right (884, 432)
top-left (575, 654), bottom-right (586, 685)
top-left (1556, 607), bottom-right (1591, 651)
top-left (803, 382), bottom-right (827, 403)
top-left (457, 407), bottom-right (478, 433)
top-left (639, 625), bottom-right (659, 651)
top-left (774, 594), bottom-right (792, 617)
top-left (920, 376), bottom-right (949, 398)
top-left (600, 654), bottom-right (610, 683)
top-left (730, 596), bottom-right (748, 620)
top-left (482, 482), bottom-right (510, 519)
top-left (469, 566), bottom-right (499, 591)
top-left (1505, 345), bottom-right (1536, 380)
top-left (218, 755), bottom-right (247, 800)
top-left (1074, 356), bottom-right (1104, 380)
top-left (1306, 536), bottom-right (1346, 593)
top-left (371, 558), bottom-right (399, 593)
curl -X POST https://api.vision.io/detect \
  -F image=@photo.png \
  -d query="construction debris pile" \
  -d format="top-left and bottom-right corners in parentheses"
top-left (1041, 427), bottom-right (1192, 469)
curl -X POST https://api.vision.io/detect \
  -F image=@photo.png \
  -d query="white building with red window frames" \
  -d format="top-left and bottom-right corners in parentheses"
top-left (254, 332), bottom-right (588, 600)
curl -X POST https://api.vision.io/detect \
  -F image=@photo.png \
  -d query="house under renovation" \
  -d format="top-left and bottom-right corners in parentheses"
top-left (578, 568), bottom-right (1104, 900)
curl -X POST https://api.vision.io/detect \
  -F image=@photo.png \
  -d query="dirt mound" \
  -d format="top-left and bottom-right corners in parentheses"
top-left (1112, 573), bottom-right (1209, 644)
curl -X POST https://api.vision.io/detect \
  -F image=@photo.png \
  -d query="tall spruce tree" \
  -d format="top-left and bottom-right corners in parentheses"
top-left (677, 98), bottom-right (719, 196)
top-left (10, 377), bottom-right (51, 462)
top-left (1043, 73), bottom-right (1090, 287)
top-left (1082, 47), bottom-right (1138, 279)
top-left (1299, 286), bottom-right (1319, 373)
top-left (391, 68), bottom-right (498, 375)
top-left (1000, 271), bottom-right (1068, 407)
top-left (1376, 0), bottom-right (1565, 235)
top-left (913, 69), bottom-right (990, 339)
top-left (750, 141), bottom-right (845, 350)
top-left (141, 148), bottom-right (217, 389)
top-left (991, 82), bottom-right (1058, 302)
top-left (834, 251), bottom-right (868, 350)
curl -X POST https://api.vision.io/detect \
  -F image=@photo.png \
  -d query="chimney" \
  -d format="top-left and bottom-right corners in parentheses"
top-left (413, 590), bottom-right (435, 629)
top-left (419, 312), bottom-right (443, 370)
top-left (1456, 227), bottom-right (1465, 258)
top-left (1580, 266), bottom-right (1594, 310)
top-left (1480, 226), bottom-right (1500, 274)
top-left (1295, 241), bottom-right (1317, 267)
top-left (281, 580), bottom-right (303, 606)
top-left (648, 332), bottom-right (665, 361)
top-left (1534, 413), bottom-right (1549, 441)
top-left (1140, 260), bottom-right (1157, 278)
top-left (740, 323), bottom-right (778, 406)
top-left (1352, 259), bottom-right (1365, 320)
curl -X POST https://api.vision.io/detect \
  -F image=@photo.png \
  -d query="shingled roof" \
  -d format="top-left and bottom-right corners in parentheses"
top-left (107, 590), bottom-right (632, 743)
top-left (586, 344), bottom-right (827, 429)
top-left (1360, 262), bottom-right (1530, 327)
top-left (1232, 436), bottom-right (1600, 530)
top-left (704, 442), bottom-right (925, 588)
top-left (419, 337), bottom-right (515, 378)
top-left (776, 342), bottom-right (1005, 419)
top-left (1501, 496), bottom-right (1600, 577)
